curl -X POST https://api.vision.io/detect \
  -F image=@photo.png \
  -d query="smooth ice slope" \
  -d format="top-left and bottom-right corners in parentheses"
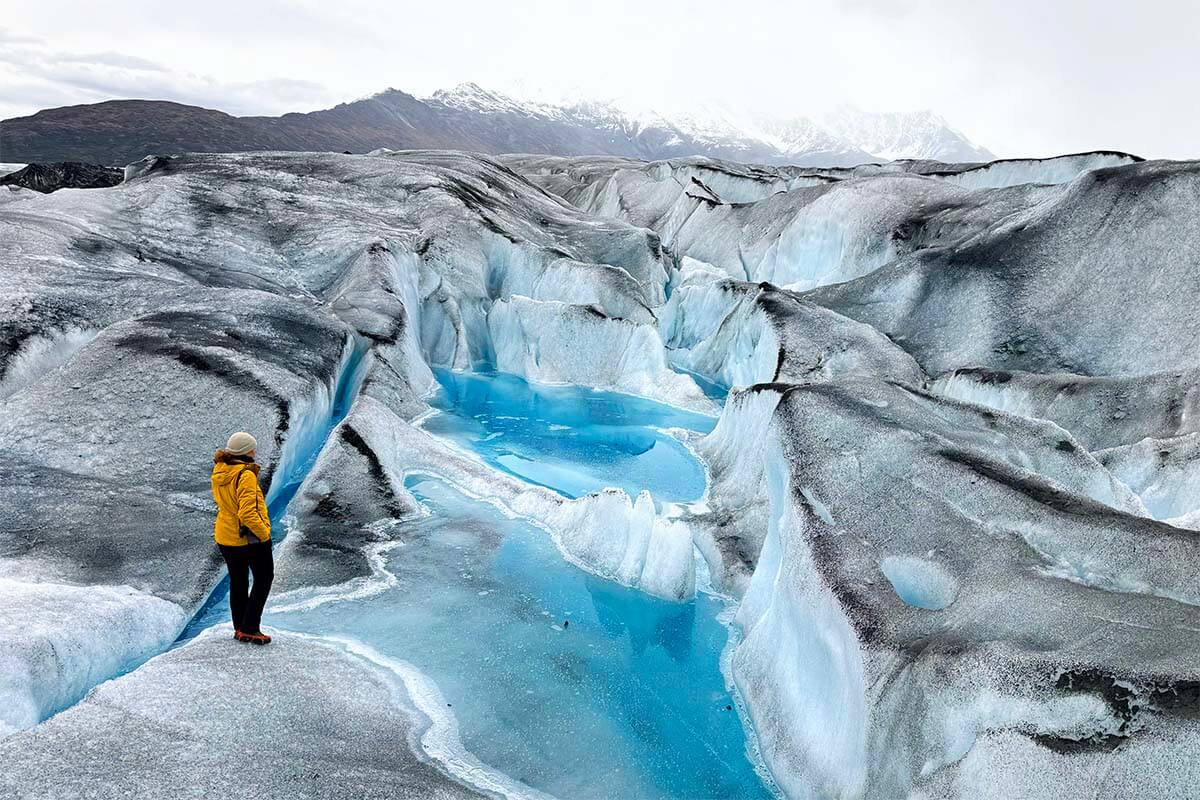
top-left (0, 629), bottom-right (486, 800)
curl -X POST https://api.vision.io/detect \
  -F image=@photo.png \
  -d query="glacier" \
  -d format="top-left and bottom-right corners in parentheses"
top-left (1, 145), bottom-right (1198, 800)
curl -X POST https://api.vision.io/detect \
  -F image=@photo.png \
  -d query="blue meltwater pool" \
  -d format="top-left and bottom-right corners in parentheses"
top-left (269, 371), bottom-right (775, 799)
top-left (421, 369), bottom-right (716, 502)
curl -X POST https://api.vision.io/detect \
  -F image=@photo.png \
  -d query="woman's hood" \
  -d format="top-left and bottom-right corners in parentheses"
top-left (212, 450), bottom-right (261, 485)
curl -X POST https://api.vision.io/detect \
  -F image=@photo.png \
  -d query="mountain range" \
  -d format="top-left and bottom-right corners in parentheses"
top-left (0, 82), bottom-right (994, 167)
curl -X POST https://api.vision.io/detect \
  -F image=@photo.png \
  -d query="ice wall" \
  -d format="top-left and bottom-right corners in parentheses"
top-left (718, 378), bottom-right (1200, 799)
top-left (542, 489), bottom-right (696, 601)
top-left (658, 272), bottom-right (780, 390)
top-left (732, 449), bottom-right (867, 800)
top-left (0, 580), bottom-right (187, 736)
top-left (691, 387), bottom-right (784, 593)
top-left (488, 296), bottom-right (715, 413)
top-left (934, 151), bottom-right (1141, 190)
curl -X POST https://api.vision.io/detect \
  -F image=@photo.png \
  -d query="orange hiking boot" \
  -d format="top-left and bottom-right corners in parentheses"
top-left (235, 630), bottom-right (272, 645)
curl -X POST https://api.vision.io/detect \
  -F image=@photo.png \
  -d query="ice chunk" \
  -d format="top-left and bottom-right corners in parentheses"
top-left (0, 327), bottom-right (97, 400)
top-left (543, 489), bottom-right (696, 600)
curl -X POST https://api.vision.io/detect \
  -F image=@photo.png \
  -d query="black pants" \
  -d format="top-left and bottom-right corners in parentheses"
top-left (218, 541), bottom-right (274, 634)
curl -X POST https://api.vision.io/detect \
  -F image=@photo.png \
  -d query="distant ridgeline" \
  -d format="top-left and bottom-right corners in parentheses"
top-left (0, 84), bottom-right (995, 167)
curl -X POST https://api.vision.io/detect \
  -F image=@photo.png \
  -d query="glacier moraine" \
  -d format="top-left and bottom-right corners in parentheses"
top-left (0, 148), bottom-right (1198, 799)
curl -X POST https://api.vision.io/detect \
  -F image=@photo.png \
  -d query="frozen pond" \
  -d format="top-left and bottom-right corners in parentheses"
top-left (422, 369), bottom-right (715, 502)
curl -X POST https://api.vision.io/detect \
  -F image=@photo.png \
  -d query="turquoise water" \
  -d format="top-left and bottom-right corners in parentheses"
top-left (423, 369), bottom-right (715, 502)
top-left (188, 368), bottom-right (771, 798)
top-left (271, 476), bottom-right (772, 799)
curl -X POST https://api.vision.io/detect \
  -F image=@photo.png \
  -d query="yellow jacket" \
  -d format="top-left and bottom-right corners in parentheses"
top-left (211, 450), bottom-right (271, 546)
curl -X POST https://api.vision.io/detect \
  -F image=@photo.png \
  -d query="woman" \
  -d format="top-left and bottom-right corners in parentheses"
top-left (211, 431), bottom-right (274, 645)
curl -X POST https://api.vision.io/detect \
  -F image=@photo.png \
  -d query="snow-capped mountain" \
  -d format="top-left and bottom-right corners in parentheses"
top-left (427, 82), bottom-right (564, 119)
top-left (0, 81), bottom-right (993, 167)
top-left (426, 84), bottom-right (988, 164)
top-left (818, 106), bottom-right (994, 162)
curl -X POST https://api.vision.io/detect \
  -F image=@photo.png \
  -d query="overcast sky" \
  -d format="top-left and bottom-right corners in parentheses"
top-left (2, 0), bottom-right (1198, 159)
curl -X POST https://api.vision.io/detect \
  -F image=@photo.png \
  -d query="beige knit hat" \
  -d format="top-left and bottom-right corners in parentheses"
top-left (225, 431), bottom-right (257, 455)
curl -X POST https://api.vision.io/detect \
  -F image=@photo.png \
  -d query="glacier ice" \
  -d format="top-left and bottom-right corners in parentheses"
top-left (808, 161), bottom-right (1200, 377)
top-left (300, 395), bottom-right (702, 601)
top-left (1098, 432), bottom-right (1200, 526)
top-left (0, 327), bottom-right (97, 400)
top-left (713, 378), bottom-right (1200, 798)
top-left (3, 146), bottom-right (1200, 799)
top-left (932, 367), bottom-right (1200, 451)
top-left (930, 151), bottom-right (1142, 190)
top-left (0, 294), bottom-right (358, 734)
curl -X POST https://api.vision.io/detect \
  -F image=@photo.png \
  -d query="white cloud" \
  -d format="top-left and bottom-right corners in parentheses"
top-left (0, 32), bottom-right (339, 118)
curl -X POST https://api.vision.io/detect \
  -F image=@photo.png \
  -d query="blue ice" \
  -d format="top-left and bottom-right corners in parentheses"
top-left (879, 556), bottom-right (959, 611)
